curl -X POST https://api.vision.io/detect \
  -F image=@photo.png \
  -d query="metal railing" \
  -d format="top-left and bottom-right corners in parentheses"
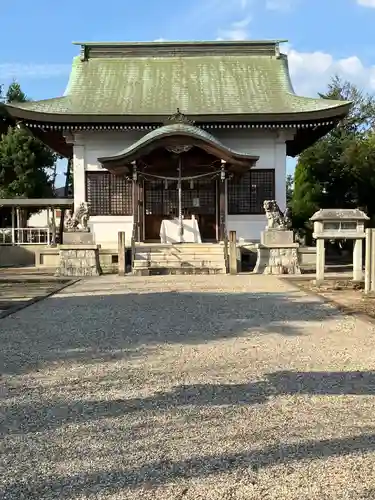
top-left (0, 227), bottom-right (54, 245)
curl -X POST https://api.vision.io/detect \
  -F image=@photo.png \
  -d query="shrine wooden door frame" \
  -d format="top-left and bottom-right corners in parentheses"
top-left (140, 176), bottom-right (223, 243)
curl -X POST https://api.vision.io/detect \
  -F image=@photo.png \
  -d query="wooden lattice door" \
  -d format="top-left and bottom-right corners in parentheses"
top-left (144, 179), bottom-right (178, 241)
top-left (181, 178), bottom-right (217, 241)
top-left (144, 177), bottom-right (217, 242)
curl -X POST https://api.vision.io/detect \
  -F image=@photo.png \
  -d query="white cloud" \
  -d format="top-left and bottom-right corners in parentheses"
top-left (266, 0), bottom-right (295, 10)
top-left (215, 9), bottom-right (375, 97)
top-left (0, 63), bottom-right (71, 80)
top-left (286, 47), bottom-right (375, 96)
top-left (217, 17), bottom-right (251, 40)
top-left (357, 0), bottom-right (375, 7)
top-left (186, 0), bottom-right (250, 31)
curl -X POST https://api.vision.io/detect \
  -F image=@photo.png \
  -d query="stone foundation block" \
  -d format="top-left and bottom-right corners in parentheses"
top-left (253, 243), bottom-right (301, 275)
top-left (55, 244), bottom-right (102, 277)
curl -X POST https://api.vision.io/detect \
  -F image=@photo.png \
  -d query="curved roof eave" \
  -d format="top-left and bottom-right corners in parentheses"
top-left (2, 101), bottom-right (352, 124)
top-left (97, 124), bottom-right (259, 167)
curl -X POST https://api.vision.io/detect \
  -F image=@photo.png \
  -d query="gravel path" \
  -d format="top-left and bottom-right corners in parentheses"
top-left (1, 274), bottom-right (375, 499)
top-left (0, 277), bottom-right (72, 318)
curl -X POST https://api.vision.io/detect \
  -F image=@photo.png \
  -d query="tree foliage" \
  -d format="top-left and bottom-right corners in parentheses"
top-left (0, 126), bottom-right (55, 198)
top-left (292, 76), bottom-right (375, 233)
top-left (6, 81), bottom-right (28, 103)
top-left (286, 174), bottom-right (294, 207)
top-left (0, 81), bottom-right (56, 200)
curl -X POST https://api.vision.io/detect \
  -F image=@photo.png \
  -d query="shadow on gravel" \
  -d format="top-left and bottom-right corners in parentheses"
top-left (267, 370), bottom-right (375, 396)
top-left (4, 371), bottom-right (375, 434)
top-left (2, 283), bottom-right (374, 498)
top-left (2, 432), bottom-right (375, 498)
top-left (1, 290), bottom-right (342, 375)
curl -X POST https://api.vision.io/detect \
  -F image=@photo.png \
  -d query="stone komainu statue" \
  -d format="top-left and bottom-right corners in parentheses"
top-left (263, 200), bottom-right (292, 230)
top-left (64, 202), bottom-right (90, 232)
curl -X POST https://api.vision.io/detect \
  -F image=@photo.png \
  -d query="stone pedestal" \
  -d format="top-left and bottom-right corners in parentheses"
top-left (55, 244), bottom-right (102, 277)
top-left (253, 230), bottom-right (301, 275)
top-left (63, 231), bottom-right (94, 245)
top-left (261, 229), bottom-right (294, 246)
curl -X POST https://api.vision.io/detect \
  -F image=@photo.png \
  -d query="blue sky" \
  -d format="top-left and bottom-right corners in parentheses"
top-left (1, 0), bottom-right (374, 186)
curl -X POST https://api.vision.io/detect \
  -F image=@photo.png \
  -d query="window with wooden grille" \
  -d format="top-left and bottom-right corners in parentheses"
top-left (86, 172), bottom-right (133, 216)
top-left (227, 169), bottom-right (275, 215)
top-left (144, 179), bottom-right (178, 216)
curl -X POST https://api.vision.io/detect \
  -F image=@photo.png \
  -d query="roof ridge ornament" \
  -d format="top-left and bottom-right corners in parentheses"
top-left (167, 108), bottom-right (195, 126)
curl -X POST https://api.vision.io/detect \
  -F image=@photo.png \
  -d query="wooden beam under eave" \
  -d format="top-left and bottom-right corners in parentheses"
top-left (286, 123), bottom-right (335, 157)
top-left (24, 126), bottom-right (73, 158)
top-left (102, 164), bottom-right (131, 176)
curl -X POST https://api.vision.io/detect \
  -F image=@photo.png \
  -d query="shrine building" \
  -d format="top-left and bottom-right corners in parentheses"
top-left (2, 40), bottom-right (351, 247)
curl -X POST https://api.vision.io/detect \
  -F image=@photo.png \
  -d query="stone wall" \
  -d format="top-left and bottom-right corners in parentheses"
top-left (55, 245), bottom-right (101, 277)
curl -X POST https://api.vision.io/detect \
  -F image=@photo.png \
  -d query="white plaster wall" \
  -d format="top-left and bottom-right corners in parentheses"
top-left (216, 129), bottom-right (290, 242)
top-left (28, 210), bottom-right (62, 228)
top-left (72, 131), bottom-right (141, 247)
top-left (72, 128), bottom-right (291, 246)
top-left (88, 216), bottom-right (133, 247)
top-left (28, 210), bottom-right (49, 227)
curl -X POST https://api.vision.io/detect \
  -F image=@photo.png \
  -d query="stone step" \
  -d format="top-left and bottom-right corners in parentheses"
top-left (133, 255), bottom-right (226, 262)
top-left (133, 260), bottom-right (226, 268)
top-left (132, 243), bottom-right (226, 273)
top-left (135, 250), bottom-right (224, 257)
top-left (134, 253), bottom-right (225, 261)
top-left (135, 243), bottom-right (224, 247)
top-left (135, 248), bottom-right (224, 255)
top-left (133, 266), bottom-right (226, 276)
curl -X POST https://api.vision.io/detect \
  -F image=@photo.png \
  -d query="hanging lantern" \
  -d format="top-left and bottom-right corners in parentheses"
top-left (164, 179), bottom-right (168, 190)
top-left (190, 180), bottom-right (194, 189)
top-left (220, 159), bottom-right (226, 181)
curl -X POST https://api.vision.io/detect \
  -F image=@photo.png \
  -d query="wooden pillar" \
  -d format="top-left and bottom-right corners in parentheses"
top-left (365, 228), bottom-right (372, 293)
top-left (16, 207), bottom-right (20, 243)
top-left (371, 230), bottom-right (375, 293)
top-left (46, 207), bottom-right (51, 245)
top-left (118, 231), bottom-right (126, 276)
top-left (316, 238), bottom-right (325, 283)
top-left (353, 238), bottom-right (363, 282)
top-left (51, 207), bottom-right (57, 246)
top-left (132, 161), bottom-right (139, 242)
top-left (219, 160), bottom-right (226, 241)
top-left (229, 230), bottom-right (237, 274)
top-left (11, 206), bottom-right (15, 245)
top-left (138, 179), bottom-right (144, 242)
top-left (59, 157), bottom-right (72, 243)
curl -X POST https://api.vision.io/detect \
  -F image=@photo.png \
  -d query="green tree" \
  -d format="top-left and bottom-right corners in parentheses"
top-left (6, 80), bottom-right (28, 103)
top-left (341, 131), bottom-right (375, 221)
top-left (0, 81), bottom-right (57, 200)
top-left (292, 76), bottom-right (375, 234)
top-left (286, 174), bottom-right (294, 207)
top-left (0, 126), bottom-right (55, 198)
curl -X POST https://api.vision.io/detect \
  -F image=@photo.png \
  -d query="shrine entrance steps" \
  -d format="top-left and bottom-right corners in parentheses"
top-left (132, 243), bottom-right (227, 275)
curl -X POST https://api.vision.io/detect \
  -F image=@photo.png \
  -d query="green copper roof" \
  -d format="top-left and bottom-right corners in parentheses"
top-left (4, 41), bottom-right (351, 121)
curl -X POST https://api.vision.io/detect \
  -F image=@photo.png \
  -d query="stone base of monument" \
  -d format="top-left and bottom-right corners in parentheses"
top-left (55, 244), bottom-right (102, 277)
top-left (62, 231), bottom-right (94, 245)
top-left (253, 230), bottom-right (301, 275)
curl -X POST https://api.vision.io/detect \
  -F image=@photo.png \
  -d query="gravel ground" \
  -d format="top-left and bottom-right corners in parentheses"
top-left (0, 277), bottom-right (72, 317)
top-left (1, 274), bottom-right (375, 500)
